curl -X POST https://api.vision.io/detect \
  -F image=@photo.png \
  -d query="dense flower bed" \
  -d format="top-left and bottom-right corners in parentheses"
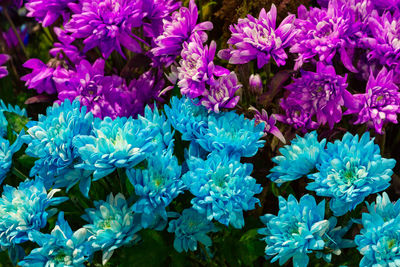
top-left (0, 0), bottom-right (400, 266)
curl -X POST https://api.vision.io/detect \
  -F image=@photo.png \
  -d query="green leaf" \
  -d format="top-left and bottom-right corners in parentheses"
top-left (4, 111), bottom-right (29, 134)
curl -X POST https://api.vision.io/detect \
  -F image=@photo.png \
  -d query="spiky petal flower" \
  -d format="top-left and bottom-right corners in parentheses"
top-left (20, 212), bottom-right (91, 267)
top-left (65, 0), bottom-right (144, 59)
top-left (164, 96), bottom-right (209, 141)
top-left (249, 107), bottom-right (285, 143)
top-left (307, 132), bottom-right (396, 216)
top-left (268, 131), bottom-right (326, 185)
top-left (355, 193), bottom-right (400, 266)
top-left (25, 0), bottom-right (73, 27)
top-left (183, 152), bottom-right (262, 228)
top-left (0, 54), bottom-right (9, 79)
top-left (126, 150), bottom-right (185, 228)
top-left (82, 193), bottom-right (141, 264)
top-left (73, 116), bottom-right (157, 181)
top-left (219, 4), bottom-right (297, 68)
top-left (258, 194), bottom-right (329, 267)
top-left (345, 67), bottom-right (400, 134)
top-left (151, 0), bottom-right (213, 66)
top-left (168, 208), bottom-right (217, 253)
top-left (195, 111), bottom-right (265, 158)
top-left (24, 100), bottom-right (94, 192)
top-left (284, 62), bottom-right (350, 129)
top-left (200, 72), bottom-right (241, 112)
top-left (0, 179), bottom-right (67, 248)
top-left (290, 1), bottom-right (360, 72)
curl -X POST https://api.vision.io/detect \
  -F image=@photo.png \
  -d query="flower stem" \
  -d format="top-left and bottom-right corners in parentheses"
top-left (12, 167), bottom-right (28, 181)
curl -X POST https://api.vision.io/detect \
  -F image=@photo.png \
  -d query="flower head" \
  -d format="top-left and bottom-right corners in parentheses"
top-left (0, 54), bottom-right (10, 79)
top-left (82, 193), bottom-right (141, 264)
top-left (249, 74), bottom-right (263, 95)
top-left (307, 132), bottom-right (396, 216)
top-left (126, 150), bottom-right (185, 228)
top-left (0, 179), bottom-right (67, 248)
top-left (345, 67), bottom-right (400, 134)
top-left (284, 62), bottom-right (350, 129)
top-left (183, 152), bottom-right (262, 228)
top-left (258, 194), bottom-right (329, 267)
top-left (219, 4), bottom-right (297, 68)
top-left (249, 107), bottom-right (285, 143)
top-left (168, 208), bottom-right (217, 252)
top-left (268, 131), bottom-right (326, 185)
top-left (24, 99), bottom-right (94, 191)
top-left (20, 212), bottom-right (91, 267)
top-left (25, 0), bottom-right (73, 27)
top-left (65, 0), bottom-right (144, 59)
top-left (151, 0), bottom-right (213, 66)
top-left (73, 116), bottom-right (157, 180)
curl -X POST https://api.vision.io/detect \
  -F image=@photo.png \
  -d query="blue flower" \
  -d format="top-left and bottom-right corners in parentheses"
top-left (258, 194), bottom-right (329, 267)
top-left (20, 212), bottom-right (92, 267)
top-left (0, 133), bottom-right (25, 184)
top-left (0, 99), bottom-right (27, 138)
top-left (138, 104), bottom-right (174, 152)
top-left (268, 131), bottom-right (326, 185)
top-left (73, 116), bottom-right (158, 181)
top-left (355, 193), bottom-right (400, 266)
top-left (126, 149), bottom-right (185, 229)
top-left (182, 152), bottom-right (262, 228)
top-left (82, 193), bottom-right (142, 264)
top-left (24, 99), bottom-right (94, 191)
top-left (164, 96), bottom-right (209, 141)
top-left (195, 111), bottom-right (265, 158)
top-left (0, 179), bottom-right (67, 248)
top-left (168, 208), bottom-right (217, 253)
top-left (306, 132), bottom-right (396, 216)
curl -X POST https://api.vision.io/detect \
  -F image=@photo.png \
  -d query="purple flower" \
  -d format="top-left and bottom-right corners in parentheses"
top-left (0, 54), bottom-right (9, 79)
top-left (50, 27), bottom-right (85, 65)
top-left (364, 11), bottom-right (400, 72)
top-left (249, 74), bottom-right (263, 95)
top-left (290, 1), bottom-right (361, 72)
top-left (200, 72), bottom-right (241, 112)
top-left (249, 107), bottom-right (285, 143)
top-left (284, 62), bottom-right (350, 129)
top-left (25, 0), bottom-right (73, 27)
top-left (21, 59), bottom-right (66, 95)
top-left (65, 0), bottom-right (144, 59)
top-left (178, 33), bottom-right (229, 98)
top-left (372, 0), bottom-right (400, 12)
top-left (1, 26), bottom-right (28, 49)
top-left (141, 0), bottom-right (181, 39)
top-left (218, 4), bottom-right (296, 68)
top-left (345, 67), bottom-right (400, 134)
top-left (151, 0), bottom-right (213, 66)
top-left (275, 98), bottom-right (319, 133)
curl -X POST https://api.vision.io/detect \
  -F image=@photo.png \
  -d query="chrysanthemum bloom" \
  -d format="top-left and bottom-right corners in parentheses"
top-left (164, 96), bottom-right (209, 141)
top-left (82, 193), bottom-right (142, 264)
top-left (65, 0), bottom-right (144, 59)
top-left (141, 0), bottom-right (181, 39)
top-left (249, 74), bottom-right (263, 95)
top-left (151, 0), bottom-right (213, 66)
top-left (345, 68), bottom-right (400, 134)
top-left (290, 1), bottom-right (361, 72)
top-left (372, 0), bottom-right (400, 12)
top-left (0, 135), bottom-right (25, 184)
top-left (0, 54), bottom-right (9, 79)
top-left (73, 116), bottom-right (157, 180)
top-left (25, 0), bottom-right (73, 27)
top-left (307, 132), bottom-right (396, 216)
top-left (168, 208), bottom-right (217, 253)
top-left (50, 27), bottom-right (86, 65)
top-left (0, 179), bottom-right (68, 248)
top-left (195, 111), bottom-right (265, 158)
top-left (355, 193), bottom-right (400, 266)
top-left (268, 131), bottom-right (326, 185)
top-left (285, 62), bottom-right (350, 129)
top-left (199, 72), bottom-right (241, 112)
top-left (258, 194), bottom-right (329, 267)
top-left (20, 212), bottom-right (91, 267)
top-left (126, 150), bottom-right (185, 228)
top-left (249, 107), bottom-right (285, 143)
top-left (183, 152), bottom-right (262, 228)
top-left (218, 4), bottom-right (296, 68)
top-left (178, 33), bottom-right (229, 98)
top-left (21, 58), bottom-right (67, 95)
top-left (24, 100), bottom-right (94, 191)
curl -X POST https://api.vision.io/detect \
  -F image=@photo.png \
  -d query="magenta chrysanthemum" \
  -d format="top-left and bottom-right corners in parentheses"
top-left (0, 55), bottom-right (9, 79)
